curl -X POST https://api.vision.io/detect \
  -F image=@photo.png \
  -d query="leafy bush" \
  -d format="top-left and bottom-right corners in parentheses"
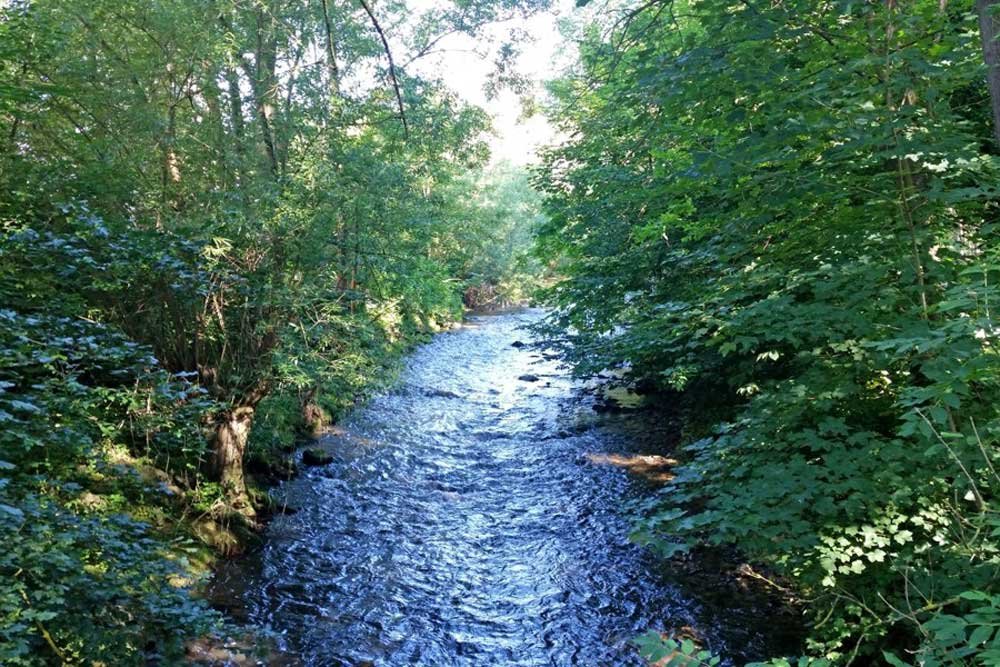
top-left (537, 0), bottom-right (1000, 662)
top-left (1, 491), bottom-right (218, 665)
top-left (0, 306), bottom-right (221, 662)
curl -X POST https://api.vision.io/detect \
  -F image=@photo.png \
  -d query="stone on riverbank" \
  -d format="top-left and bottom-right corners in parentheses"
top-left (302, 447), bottom-right (334, 466)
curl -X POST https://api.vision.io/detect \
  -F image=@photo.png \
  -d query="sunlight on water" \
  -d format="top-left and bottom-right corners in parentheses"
top-left (213, 310), bottom-right (784, 666)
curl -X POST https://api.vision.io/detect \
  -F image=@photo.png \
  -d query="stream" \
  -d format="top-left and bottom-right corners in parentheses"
top-left (212, 309), bottom-right (792, 665)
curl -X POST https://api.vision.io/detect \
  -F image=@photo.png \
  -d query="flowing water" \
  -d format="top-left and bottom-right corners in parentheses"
top-left (213, 310), bottom-right (791, 666)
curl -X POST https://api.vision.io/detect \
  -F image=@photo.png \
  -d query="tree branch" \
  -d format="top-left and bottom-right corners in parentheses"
top-left (358, 0), bottom-right (409, 138)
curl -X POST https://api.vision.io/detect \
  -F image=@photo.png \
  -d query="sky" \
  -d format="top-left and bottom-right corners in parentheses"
top-left (406, 1), bottom-right (578, 165)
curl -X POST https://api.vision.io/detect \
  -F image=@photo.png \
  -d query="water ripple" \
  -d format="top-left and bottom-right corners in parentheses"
top-left (215, 310), bottom-right (779, 666)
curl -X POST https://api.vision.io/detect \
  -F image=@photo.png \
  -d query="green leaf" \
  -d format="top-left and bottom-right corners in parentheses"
top-left (969, 624), bottom-right (994, 647)
top-left (882, 651), bottom-right (910, 667)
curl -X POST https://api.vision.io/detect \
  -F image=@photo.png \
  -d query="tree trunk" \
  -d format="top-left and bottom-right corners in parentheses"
top-left (212, 405), bottom-right (256, 515)
top-left (160, 101), bottom-right (180, 208)
top-left (978, 0), bottom-right (1000, 147)
top-left (252, 4), bottom-right (281, 176)
top-left (301, 386), bottom-right (327, 436)
top-left (202, 69), bottom-right (230, 190)
top-left (320, 0), bottom-right (341, 101)
top-left (224, 66), bottom-right (246, 184)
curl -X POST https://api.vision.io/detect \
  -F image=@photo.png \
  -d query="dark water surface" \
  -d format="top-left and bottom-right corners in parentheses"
top-left (214, 310), bottom-right (788, 666)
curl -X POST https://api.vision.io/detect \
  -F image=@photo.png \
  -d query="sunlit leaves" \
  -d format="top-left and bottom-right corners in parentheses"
top-left (633, 630), bottom-right (722, 667)
top-left (537, 0), bottom-right (1000, 662)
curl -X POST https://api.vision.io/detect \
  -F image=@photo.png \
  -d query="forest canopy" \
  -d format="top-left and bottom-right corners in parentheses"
top-left (536, 0), bottom-right (1000, 664)
top-left (0, 0), bottom-right (545, 661)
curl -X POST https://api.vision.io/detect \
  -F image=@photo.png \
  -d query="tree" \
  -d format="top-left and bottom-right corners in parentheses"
top-left (979, 0), bottom-right (1000, 146)
top-left (0, 0), bottom-right (549, 658)
top-left (1, 0), bottom-right (549, 513)
top-left (537, 0), bottom-right (1000, 662)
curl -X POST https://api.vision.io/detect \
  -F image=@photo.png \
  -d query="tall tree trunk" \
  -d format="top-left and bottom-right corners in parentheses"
top-left (224, 65), bottom-right (247, 184)
top-left (253, 4), bottom-right (281, 177)
top-left (212, 405), bottom-right (256, 515)
top-left (203, 70), bottom-right (230, 190)
top-left (978, 0), bottom-right (1000, 146)
top-left (320, 0), bottom-right (341, 101)
top-left (3, 64), bottom-right (28, 151)
top-left (160, 101), bottom-right (180, 209)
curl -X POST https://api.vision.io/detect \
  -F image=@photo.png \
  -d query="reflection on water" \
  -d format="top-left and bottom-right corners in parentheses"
top-left (213, 309), bottom-right (786, 666)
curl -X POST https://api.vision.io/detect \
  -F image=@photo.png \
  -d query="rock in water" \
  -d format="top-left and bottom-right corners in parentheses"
top-left (302, 447), bottom-right (333, 466)
top-left (424, 388), bottom-right (461, 399)
top-left (511, 340), bottom-right (527, 348)
top-left (518, 373), bottom-right (540, 382)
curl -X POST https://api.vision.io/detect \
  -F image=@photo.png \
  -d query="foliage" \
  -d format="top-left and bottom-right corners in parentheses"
top-left (0, 306), bottom-right (221, 664)
top-left (451, 162), bottom-right (549, 307)
top-left (537, 0), bottom-right (1000, 662)
top-left (634, 630), bottom-right (722, 666)
top-left (0, 0), bottom-right (546, 660)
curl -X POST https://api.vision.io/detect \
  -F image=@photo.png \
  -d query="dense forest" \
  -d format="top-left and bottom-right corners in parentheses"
top-left (4, 0), bottom-right (1000, 664)
top-left (537, 0), bottom-right (1000, 665)
top-left (0, 0), bottom-right (545, 662)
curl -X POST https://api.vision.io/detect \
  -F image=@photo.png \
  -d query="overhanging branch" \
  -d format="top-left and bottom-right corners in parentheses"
top-left (358, 0), bottom-right (409, 138)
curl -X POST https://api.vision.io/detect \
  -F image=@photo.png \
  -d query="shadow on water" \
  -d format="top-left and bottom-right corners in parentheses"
top-left (211, 309), bottom-right (800, 666)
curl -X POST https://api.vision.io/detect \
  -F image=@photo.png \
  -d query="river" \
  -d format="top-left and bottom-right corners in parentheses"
top-left (212, 309), bottom-right (792, 665)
